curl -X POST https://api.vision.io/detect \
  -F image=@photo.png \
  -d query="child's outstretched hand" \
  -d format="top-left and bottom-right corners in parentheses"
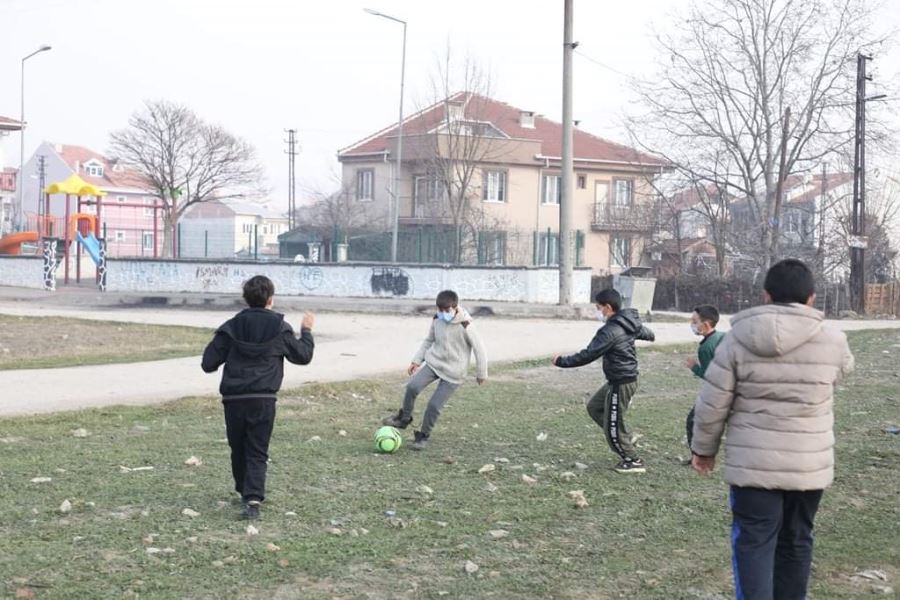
top-left (407, 362), bottom-right (420, 376)
top-left (551, 355), bottom-right (560, 366)
top-left (301, 311), bottom-right (315, 331)
top-left (685, 357), bottom-right (698, 370)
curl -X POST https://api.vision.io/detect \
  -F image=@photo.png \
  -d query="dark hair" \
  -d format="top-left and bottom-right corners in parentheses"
top-left (436, 290), bottom-right (459, 309)
top-left (243, 275), bottom-right (275, 308)
top-left (764, 259), bottom-right (815, 304)
top-left (693, 304), bottom-right (720, 327)
top-left (594, 288), bottom-right (622, 312)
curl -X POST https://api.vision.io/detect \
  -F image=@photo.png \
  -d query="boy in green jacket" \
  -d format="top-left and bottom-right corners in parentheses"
top-left (684, 304), bottom-right (725, 449)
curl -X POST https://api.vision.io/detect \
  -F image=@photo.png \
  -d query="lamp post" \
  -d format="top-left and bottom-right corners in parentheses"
top-left (364, 8), bottom-right (406, 263)
top-left (17, 44), bottom-right (52, 232)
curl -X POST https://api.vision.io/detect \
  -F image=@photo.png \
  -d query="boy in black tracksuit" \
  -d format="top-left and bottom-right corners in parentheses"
top-left (201, 275), bottom-right (315, 520)
top-left (553, 288), bottom-right (655, 473)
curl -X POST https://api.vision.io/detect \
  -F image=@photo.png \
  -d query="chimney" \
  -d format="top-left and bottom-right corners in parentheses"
top-left (519, 111), bottom-right (535, 129)
top-left (74, 160), bottom-right (80, 173)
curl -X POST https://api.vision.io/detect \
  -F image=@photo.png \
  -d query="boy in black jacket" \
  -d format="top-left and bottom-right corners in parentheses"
top-left (553, 289), bottom-right (655, 473)
top-left (202, 275), bottom-right (315, 520)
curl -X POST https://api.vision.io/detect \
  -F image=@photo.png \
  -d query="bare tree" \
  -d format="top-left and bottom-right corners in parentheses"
top-left (826, 168), bottom-right (900, 282)
top-left (627, 0), bottom-right (889, 271)
top-left (419, 50), bottom-right (515, 264)
top-left (109, 100), bottom-right (264, 256)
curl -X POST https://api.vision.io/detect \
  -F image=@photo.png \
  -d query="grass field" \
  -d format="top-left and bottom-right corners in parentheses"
top-left (1, 330), bottom-right (897, 599)
top-left (0, 315), bottom-right (212, 370)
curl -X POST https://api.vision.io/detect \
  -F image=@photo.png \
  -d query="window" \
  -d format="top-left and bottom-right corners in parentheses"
top-left (85, 162), bottom-right (104, 178)
top-left (610, 236), bottom-right (632, 268)
top-left (142, 232), bottom-right (154, 250)
top-left (117, 195), bottom-right (126, 204)
top-left (542, 175), bottom-right (561, 205)
top-left (577, 174), bottom-right (587, 190)
top-left (483, 170), bottom-right (507, 203)
top-left (114, 230), bottom-right (126, 243)
top-left (356, 169), bottom-right (374, 201)
top-left (538, 231), bottom-right (559, 266)
top-left (614, 180), bottom-right (633, 207)
top-left (143, 197), bottom-right (155, 217)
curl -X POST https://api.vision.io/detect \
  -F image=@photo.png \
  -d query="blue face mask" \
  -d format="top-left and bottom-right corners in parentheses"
top-left (437, 310), bottom-right (455, 323)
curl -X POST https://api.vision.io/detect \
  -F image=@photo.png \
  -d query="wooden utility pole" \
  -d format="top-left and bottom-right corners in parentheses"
top-left (850, 54), bottom-right (870, 315)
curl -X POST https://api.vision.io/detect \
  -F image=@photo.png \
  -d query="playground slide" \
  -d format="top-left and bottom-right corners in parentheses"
top-left (76, 231), bottom-right (103, 265)
top-left (0, 231), bottom-right (39, 255)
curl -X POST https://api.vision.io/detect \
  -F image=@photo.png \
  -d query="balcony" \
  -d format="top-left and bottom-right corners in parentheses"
top-left (398, 195), bottom-right (453, 226)
top-left (591, 202), bottom-right (653, 232)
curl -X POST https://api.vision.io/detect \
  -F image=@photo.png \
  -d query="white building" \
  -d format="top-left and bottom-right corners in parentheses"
top-left (180, 200), bottom-right (289, 259)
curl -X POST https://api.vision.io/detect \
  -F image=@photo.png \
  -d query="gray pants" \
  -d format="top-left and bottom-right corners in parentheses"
top-left (402, 365), bottom-right (459, 436)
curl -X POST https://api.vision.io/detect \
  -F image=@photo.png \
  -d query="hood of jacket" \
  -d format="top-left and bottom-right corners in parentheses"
top-left (608, 307), bottom-right (643, 335)
top-left (218, 308), bottom-right (286, 359)
top-left (451, 306), bottom-right (472, 324)
top-left (729, 303), bottom-right (824, 358)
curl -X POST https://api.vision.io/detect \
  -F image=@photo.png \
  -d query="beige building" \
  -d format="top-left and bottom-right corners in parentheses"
top-left (338, 93), bottom-right (667, 273)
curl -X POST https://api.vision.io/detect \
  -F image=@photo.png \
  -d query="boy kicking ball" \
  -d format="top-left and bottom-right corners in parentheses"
top-left (553, 289), bottom-right (655, 473)
top-left (382, 290), bottom-right (487, 450)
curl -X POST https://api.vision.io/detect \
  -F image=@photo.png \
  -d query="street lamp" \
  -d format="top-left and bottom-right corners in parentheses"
top-left (17, 44), bottom-right (52, 232)
top-left (364, 8), bottom-right (406, 264)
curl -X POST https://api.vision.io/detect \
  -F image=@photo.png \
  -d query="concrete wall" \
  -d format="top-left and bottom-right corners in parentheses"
top-left (0, 256), bottom-right (44, 289)
top-left (105, 258), bottom-right (592, 304)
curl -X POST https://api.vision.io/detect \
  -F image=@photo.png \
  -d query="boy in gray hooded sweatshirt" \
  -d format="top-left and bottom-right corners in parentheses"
top-left (382, 290), bottom-right (488, 450)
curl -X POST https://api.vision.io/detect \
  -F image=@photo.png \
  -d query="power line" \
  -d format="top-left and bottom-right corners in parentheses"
top-left (573, 49), bottom-right (631, 78)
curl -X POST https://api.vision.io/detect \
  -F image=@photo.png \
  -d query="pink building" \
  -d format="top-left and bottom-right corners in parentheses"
top-left (21, 142), bottom-right (162, 257)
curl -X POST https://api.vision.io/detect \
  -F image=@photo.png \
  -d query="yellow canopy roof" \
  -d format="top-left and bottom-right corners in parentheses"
top-left (45, 174), bottom-right (107, 196)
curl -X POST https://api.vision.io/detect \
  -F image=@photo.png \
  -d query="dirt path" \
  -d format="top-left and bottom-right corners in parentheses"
top-left (2, 302), bottom-right (897, 417)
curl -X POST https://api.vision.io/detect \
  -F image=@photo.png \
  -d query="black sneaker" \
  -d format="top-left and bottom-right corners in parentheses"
top-left (614, 458), bottom-right (646, 474)
top-left (240, 500), bottom-right (261, 520)
top-left (411, 431), bottom-right (430, 451)
top-left (382, 410), bottom-right (413, 429)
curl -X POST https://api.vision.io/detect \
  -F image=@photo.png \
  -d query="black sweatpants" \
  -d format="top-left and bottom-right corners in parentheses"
top-left (223, 398), bottom-right (276, 503)
top-left (730, 486), bottom-right (824, 600)
top-left (586, 381), bottom-right (639, 460)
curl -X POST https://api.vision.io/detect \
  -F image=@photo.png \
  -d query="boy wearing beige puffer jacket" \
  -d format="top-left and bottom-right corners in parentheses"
top-left (691, 259), bottom-right (854, 600)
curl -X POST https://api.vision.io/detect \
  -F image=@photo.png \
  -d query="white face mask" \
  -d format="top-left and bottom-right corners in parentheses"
top-left (690, 323), bottom-right (701, 335)
top-left (595, 309), bottom-right (607, 322)
top-left (437, 310), bottom-right (455, 323)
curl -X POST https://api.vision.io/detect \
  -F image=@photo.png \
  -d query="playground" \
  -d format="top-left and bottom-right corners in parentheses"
top-left (0, 172), bottom-right (165, 291)
top-left (0, 327), bottom-right (896, 598)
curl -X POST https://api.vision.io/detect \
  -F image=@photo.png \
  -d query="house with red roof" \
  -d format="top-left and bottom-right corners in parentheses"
top-left (20, 142), bottom-right (161, 257)
top-left (337, 92), bottom-right (668, 272)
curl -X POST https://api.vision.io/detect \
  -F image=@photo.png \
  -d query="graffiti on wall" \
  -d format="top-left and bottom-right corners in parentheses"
top-left (102, 259), bottom-right (590, 303)
top-left (371, 267), bottom-right (411, 296)
top-left (299, 266), bottom-right (324, 291)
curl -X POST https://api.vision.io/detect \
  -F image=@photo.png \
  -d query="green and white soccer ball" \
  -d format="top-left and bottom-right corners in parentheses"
top-left (374, 426), bottom-right (403, 453)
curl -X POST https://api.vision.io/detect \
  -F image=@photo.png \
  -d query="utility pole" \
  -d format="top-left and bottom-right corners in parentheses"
top-left (559, 0), bottom-right (576, 305)
top-left (284, 129), bottom-right (298, 230)
top-left (849, 54), bottom-right (887, 315)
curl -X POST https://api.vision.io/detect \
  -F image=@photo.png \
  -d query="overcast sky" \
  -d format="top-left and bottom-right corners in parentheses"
top-left (2, 0), bottom-right (898, 210)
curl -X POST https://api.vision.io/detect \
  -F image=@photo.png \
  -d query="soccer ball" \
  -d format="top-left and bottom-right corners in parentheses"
top-left (374, 426), bottom-right (403, 453)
